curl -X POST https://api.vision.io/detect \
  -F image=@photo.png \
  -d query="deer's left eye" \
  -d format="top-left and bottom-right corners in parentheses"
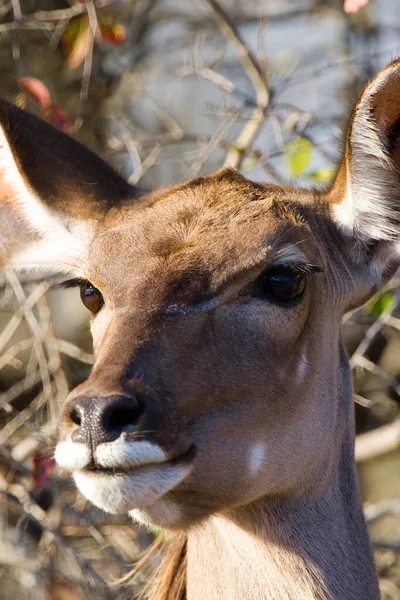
top-left (80, 282), bottom-right (104, 314)
top-left (257, 267), bottom-right (306, 304)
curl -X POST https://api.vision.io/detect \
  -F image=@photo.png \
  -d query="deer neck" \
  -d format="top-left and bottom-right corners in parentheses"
top-left (186, 435), bottom-right (379, 600)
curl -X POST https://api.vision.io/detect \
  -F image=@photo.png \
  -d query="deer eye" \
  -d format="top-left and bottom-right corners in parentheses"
top-left (80, 282), bottom-right (104, 314)
top-left (258, 267), bottom-right (306, 304)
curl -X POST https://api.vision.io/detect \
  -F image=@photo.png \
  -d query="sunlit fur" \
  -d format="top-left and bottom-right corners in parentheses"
top-left (74, 464), bottom-right (192, 514)
top-left (331, 60), bottom-right (400, 246)
top-left (54, 440), bottom-right (91, 470)
top-left (95, 439), bottom-right (168, 469)
top-left (0, 127), bottom-right (92, 274)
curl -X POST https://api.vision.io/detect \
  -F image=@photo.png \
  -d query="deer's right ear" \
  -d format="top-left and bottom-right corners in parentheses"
top-left (0, 99), bottom-right (140, 274)
top-left (329, 59), bottom-right (400, 268)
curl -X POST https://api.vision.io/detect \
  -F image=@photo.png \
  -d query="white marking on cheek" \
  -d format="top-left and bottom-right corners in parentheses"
top-left (95, 440), bottom-right (168, 469)
top-left (55, 440), bottom-right (91, 470)
top-left (249, 442), bottom-right (266, 474)
top-left (297, 353), bottom-right (309, 379)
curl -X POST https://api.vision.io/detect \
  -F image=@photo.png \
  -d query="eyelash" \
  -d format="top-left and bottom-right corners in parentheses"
top-left (59, 278), bottom-right (90, 290)
top-left (278, 262), bottom-right (323, 275)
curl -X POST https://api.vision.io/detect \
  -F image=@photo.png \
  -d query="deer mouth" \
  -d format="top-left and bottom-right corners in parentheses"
top-left (84, 443), bottom-right (197, 475)
top-left (54, 439), bottom-right (196, 514)
top-left (55, 435), bottom-right (196, 513)
top-left (73, 454), bottom-right (194, 514)
top-left (55, 437), bottom-right (195, 472)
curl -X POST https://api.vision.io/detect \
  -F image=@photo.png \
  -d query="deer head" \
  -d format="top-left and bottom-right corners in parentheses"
top-left (1, 60), bottom-right (400, 533)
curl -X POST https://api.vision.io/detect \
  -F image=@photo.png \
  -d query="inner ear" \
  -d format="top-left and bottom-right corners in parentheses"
top-left (368, 67), bottom-right (400, 169)
top-left (329, 59), bottom-right (400, 247)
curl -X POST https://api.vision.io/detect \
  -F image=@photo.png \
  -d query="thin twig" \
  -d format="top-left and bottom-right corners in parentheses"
top-left (356, 419), bottom-right (400, 463)
top-left (10, 0), bottom-right (21, 59)
top-left (350, 291), bottom-right (400, 368)
top-left (0, 280), bottom-right (51, 355)
top-left (49, 339), bottom-right (94, 365)
top-left (204, 0), bottom-right (270, 168)
top-left (25, 4), bottom-right (86, 22)
top-left (5, 270), bottom-right (52, 403)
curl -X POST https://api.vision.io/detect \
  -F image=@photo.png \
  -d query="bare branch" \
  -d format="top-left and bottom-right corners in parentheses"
top-left (356, 419), bottom-right (400, 463)
top-left (204, 0), bottom-right (269, 168)
top-left (49, 339), bottom-right (94, 365)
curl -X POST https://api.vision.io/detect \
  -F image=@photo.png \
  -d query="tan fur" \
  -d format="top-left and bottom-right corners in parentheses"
top-left (3, 62), bottom-right (400, 599)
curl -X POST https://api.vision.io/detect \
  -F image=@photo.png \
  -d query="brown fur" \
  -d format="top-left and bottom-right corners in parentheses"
top-left (3, 61), bottom-right (400, 599)
top-left (149, 535), bottom-right (187, 600)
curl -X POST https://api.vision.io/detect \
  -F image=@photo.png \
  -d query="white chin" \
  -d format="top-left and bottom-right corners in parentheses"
top-left (74, 464), bottom-right (191, 514)
top-left (130, 501), bottom-right (183, 528)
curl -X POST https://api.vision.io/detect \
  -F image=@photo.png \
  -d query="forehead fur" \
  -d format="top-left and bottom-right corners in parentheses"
top-left (88, 169), bottom-right (317, 294)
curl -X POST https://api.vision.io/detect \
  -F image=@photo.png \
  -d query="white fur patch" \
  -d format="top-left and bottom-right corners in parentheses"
top-left (54, 440), bottom-right (91, 471)
top-left (297, 353), bottom-right (309, 379)
top-left (129, 508), bottom-right (153, 528)
top-left (95, 440), bottom-right (168, 469)
top-left (74, 464), bottom-right (191, 514)
top-left (130, 501), bottom-right (182, 528)
top-left (9, 238), bottom-right (88, 275)
top-left (249, 442), bottom-right (266, 474)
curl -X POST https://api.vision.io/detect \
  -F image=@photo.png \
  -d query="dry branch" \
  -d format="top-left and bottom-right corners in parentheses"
top-left (204, 0), bottom-right (270, 168)
top-left (356, 420), bottom-right (400, 463)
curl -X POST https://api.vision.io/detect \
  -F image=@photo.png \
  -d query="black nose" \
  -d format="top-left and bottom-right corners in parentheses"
top-left (67, 395), bottom-right (144, 446)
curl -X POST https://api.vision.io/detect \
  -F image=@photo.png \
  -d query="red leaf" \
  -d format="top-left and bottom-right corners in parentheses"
top-left (344, 0), bottom-right (368, 13)
top-left (100, 23), bottom-right (126, 45)
top-left (32, 450), bottom-right (55, 489)
top-left (51, 105), bottom-right (73, 134)
top-left (46, 580), bottom-right (80, 600)
top-left (18, 77), bottom-right (52, 109)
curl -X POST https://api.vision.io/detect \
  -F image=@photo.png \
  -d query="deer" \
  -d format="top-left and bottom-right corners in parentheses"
top-left (1, 59), bottom-right (400, 600)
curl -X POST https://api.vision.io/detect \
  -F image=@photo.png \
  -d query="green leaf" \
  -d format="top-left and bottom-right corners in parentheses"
top-left (284, 138), bottom-right (312, 177)
top-left (307, 167), bottom-right (335, 183)
top-left (366, 290), bottom-right (395, 318)
top-left (148, 525), bottom-right (172, 541)
top-left (241, 155), bottom-right (257, 171)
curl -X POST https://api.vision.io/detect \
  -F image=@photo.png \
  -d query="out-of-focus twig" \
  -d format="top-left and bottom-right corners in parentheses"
top-left (204, 0), bottom-right (269, 168)
top-left (4, 270), bottom-right (52, 403)
top-left (356, 419), bottom-right (400, 463)
top-left (350, 290), bottom-right (400, 368)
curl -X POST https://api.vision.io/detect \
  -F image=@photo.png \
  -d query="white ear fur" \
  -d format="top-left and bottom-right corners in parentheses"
top-left (332, 60), bottom-right (400, 245)
top-left (0, 126), bottom-right (93, 275)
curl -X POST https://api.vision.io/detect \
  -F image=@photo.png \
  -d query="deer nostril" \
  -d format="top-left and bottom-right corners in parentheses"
top-left (108, 406), bottom-right (139, 431)
top-left (70, 407), bottom-right (81, 426)
top-left (103, 396), bottom-right (144, 434)
top-left (67, 394), bottom-right (145, 445)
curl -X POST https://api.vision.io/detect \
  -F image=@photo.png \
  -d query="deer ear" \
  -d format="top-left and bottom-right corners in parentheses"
top-left (0, 99), bottom-right (140, 273)
top-left (330, 59), bottom-right (400, 257)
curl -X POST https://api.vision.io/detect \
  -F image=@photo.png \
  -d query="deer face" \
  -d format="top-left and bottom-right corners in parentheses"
top-left (56, 174), bottom-right (340, 528)
top-left (2, 59), bottom-right (400, 530)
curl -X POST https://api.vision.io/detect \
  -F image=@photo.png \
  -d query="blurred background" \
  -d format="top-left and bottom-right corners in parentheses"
top-left (0, 0), bottom-right (400, 598)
